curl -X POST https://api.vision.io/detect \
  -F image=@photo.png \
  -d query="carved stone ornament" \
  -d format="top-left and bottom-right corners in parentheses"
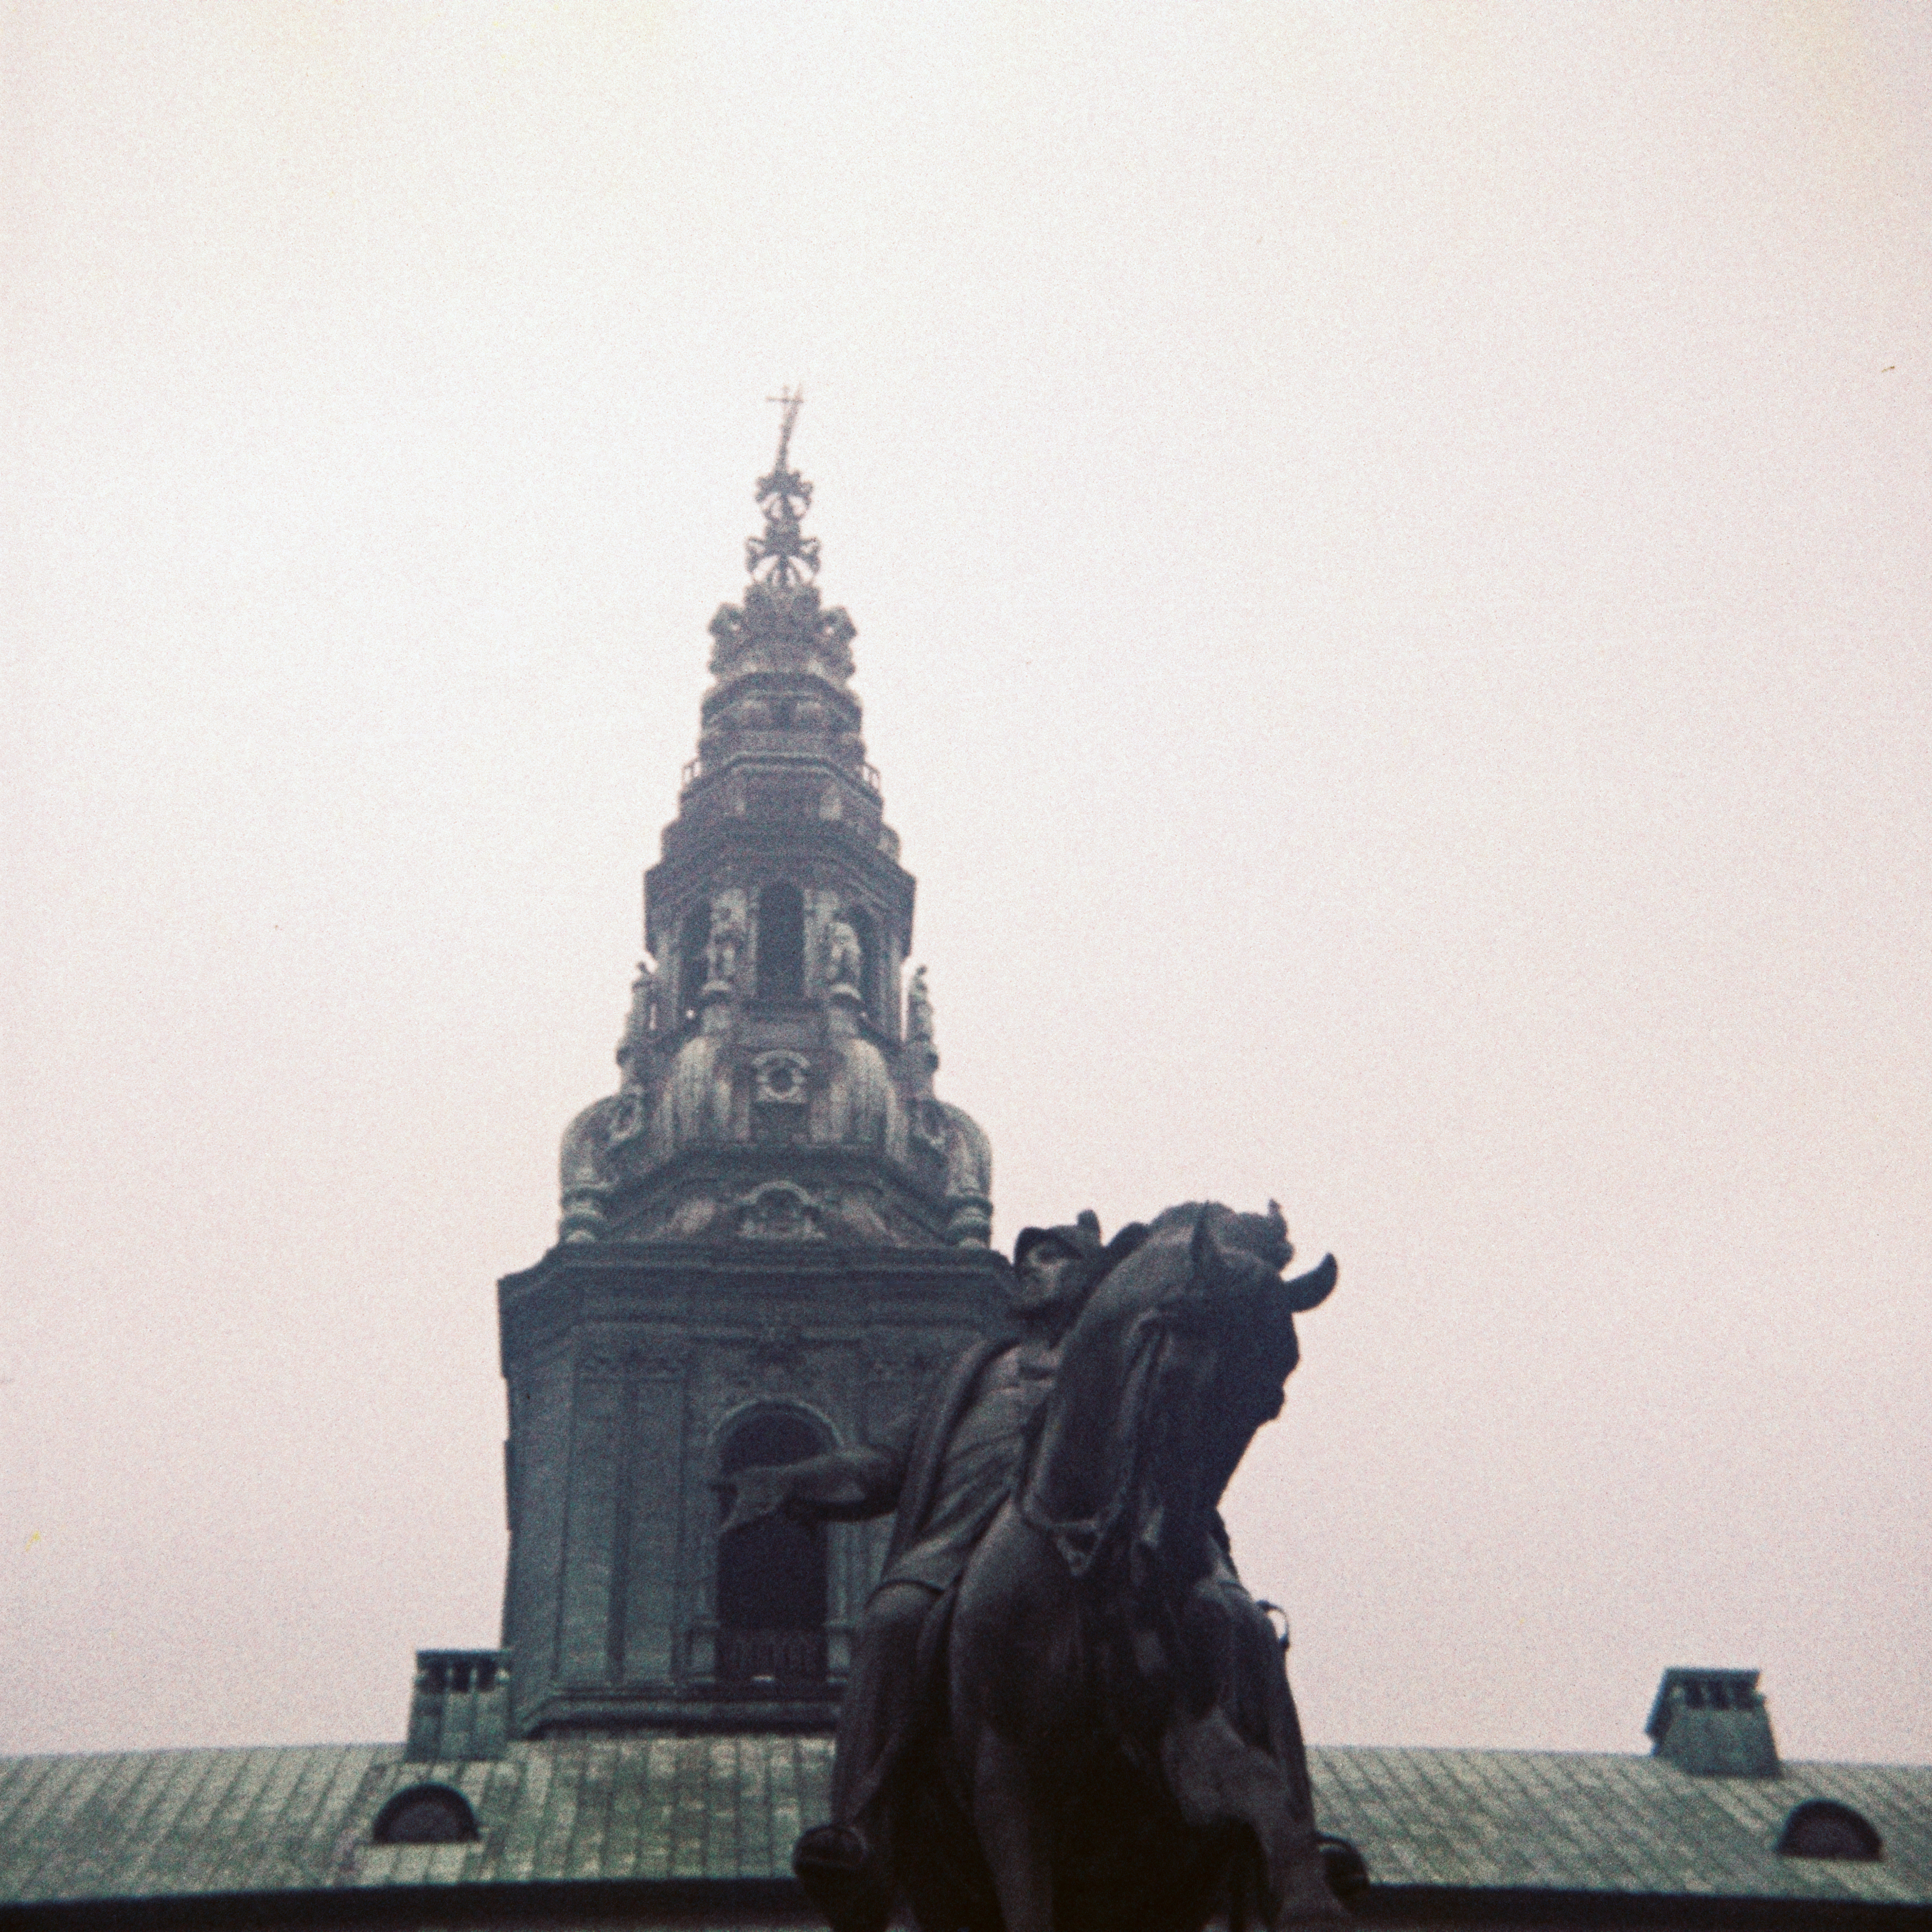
top-left (577, 1337), bottom-right (690, 1385)
top-left (558, 1094), bottom-right (622, 1243)
top-left (607, 1087), bottom-right (647, 1148)
top-left (733, 1179), bottom-right (825, 1242)
top-left (752, 1049), bottom-right (812, 1106)
top-left (866, 1340), bottom-right (937, 1386)
top-left (617, 959), bottom-right (654, 1062)
top-left (906, 964), bottom-right (934, 1043)
top-left (705, 897), bottom-right (747, 987)
top-left (822, 1189), bottom-right (901, 1245)
top-left (707, 585), bottom-right (857, 686)
top-left (635, 1340), bottom-right (691, 1381)
top-left (823, 913), bottom-right (862, 993)
top-left (751, 1323), bottom-right (807, 1371)
top-left (910, 1098), bottom-right (948, 1161)
top-left (664, 1194), bottom-right (723, 1241)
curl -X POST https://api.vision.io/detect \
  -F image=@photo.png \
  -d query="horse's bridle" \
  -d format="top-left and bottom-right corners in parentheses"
top-left (1014, 1290), bottom-right (1203, 1586)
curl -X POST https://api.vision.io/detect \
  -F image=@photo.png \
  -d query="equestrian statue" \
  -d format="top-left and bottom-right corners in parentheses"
top-left (719, 1201), bottom-right (1348, 1932)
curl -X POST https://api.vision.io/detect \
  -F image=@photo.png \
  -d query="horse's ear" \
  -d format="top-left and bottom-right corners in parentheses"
top-left (1282, 1253), bottom-right (1337, 1313)
top-left (1189, 1206), bottom-right (1224, 1283)
top-left (1265, 1198), bottom-right (1295, 1268)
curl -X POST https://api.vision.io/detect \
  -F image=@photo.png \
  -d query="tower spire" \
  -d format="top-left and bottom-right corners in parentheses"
top-left (493, 408), bottom-right (1002, 1745)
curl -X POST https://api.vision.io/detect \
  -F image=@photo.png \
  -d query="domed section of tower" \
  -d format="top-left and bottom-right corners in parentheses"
top-left (496, 399), bottom-right (1007, 1739)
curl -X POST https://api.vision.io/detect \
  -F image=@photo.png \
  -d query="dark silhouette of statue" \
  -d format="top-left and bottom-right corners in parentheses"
top-left (721, 1211), bottom-right (1136, 1913)
top-left (722, 1201), bottom-right (1347, 1932)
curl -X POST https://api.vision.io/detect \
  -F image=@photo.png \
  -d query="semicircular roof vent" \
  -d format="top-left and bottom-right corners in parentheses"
top-left (373, 1783), bottom-right (480, 1846)
top-left (1777, 1799), bottom-right (1883, 1862)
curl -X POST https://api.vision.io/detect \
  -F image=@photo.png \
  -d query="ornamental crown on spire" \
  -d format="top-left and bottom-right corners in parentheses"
top-left (745, 387), bottom-right (819, 588)
top-left (707, 389), bottom-right (857, 686)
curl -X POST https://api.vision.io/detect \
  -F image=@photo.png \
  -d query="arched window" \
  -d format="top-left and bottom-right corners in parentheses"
top-left (716, 1409), bottom-right (827, 1686)
top-left (844, 905), bottom-right (880, 1020)
top-left (372, 1783), bottom-right (479, 1846)
top-left (756, 883), bottom-right (805, 1002)
top-left (679, 902), bottom-right (712, 1021)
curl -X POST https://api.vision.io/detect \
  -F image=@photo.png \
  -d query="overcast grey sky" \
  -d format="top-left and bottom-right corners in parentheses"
top-left (4, 2), bottom-right (1928, 1767)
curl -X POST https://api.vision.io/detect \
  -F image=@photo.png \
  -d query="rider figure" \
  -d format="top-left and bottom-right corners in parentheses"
top-left (718, 1209), bottom-right (1137, 1932)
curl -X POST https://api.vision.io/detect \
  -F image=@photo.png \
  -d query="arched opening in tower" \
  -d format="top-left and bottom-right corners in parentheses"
top-left (716, 1409), bottom-right (828, 1685)
top-left (844, 904), bottom-right (880, 1020)
top-left (678, 901), bottom-right (712, 1021)
top-left (756, 882), bottom-right (805, 1002)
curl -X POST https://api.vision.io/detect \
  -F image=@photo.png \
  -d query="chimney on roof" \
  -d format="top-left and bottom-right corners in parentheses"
top-left (1646, 1668), bottom-right (1781, 1777)
top-left (405, 1649), bottom-right (510, 1763)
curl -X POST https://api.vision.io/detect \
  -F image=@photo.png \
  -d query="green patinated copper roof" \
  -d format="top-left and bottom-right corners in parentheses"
top-left (0, 1736), bottom-right (830, 1906)
top-left (1310, 1746), bottom-right (1930, 1909)
top-left (0, 1737), bottom-right (1926, 1913)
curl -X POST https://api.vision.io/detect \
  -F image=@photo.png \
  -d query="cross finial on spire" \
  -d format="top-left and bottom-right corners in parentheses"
top-left (767, 385), bottom-right (804, 471)
top-left (749, 389), bottom-right (819, 587)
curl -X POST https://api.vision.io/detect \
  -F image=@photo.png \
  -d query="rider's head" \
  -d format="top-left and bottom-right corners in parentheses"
top-left (1009, 1210), bottom-right (1109, 1328)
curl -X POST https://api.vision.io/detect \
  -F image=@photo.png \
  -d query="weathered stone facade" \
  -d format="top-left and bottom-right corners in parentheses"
top-left (498, 410), bottom-right (1007, 1737)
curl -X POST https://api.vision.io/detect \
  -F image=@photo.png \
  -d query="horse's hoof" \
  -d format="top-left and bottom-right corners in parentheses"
top-left (794, 1823), bottom-right (869, 1876)
top-left (793, 1824), bottom-right (891, 1932)
top-left (1317, 1832), bottom-right (1369, 1906)
top-left (1278, 1885), bottom-right (1353, 1927)
top-left (1273, 1839), bottom-right (1360, 1925)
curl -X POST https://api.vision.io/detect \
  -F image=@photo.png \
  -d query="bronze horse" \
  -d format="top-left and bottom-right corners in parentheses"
top-left (892, 1202), bottom-right (1346, 1932)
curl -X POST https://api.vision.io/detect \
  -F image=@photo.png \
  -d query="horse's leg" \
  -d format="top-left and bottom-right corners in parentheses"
top-left (1161, 1711), bottom-right (1345, 1928)
top-left (794, 1583), bottom-right (933, 1932)
top-left (967, 1723), bottom-right (1055, 1932)
top-left (952, 1507), bottom-right (1077, 1932)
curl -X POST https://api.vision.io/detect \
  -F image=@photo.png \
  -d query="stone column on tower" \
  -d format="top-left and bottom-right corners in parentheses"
top-left (496, 403), bottom-right (1005, 1737)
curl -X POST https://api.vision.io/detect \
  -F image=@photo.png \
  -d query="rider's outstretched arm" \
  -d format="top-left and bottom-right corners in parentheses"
top-left (719, 1407), bottom-right (917, 1532)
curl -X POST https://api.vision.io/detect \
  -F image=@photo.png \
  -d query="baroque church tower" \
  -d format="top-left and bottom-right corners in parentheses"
top-left (491, 402), bottom-right (1005, 1740)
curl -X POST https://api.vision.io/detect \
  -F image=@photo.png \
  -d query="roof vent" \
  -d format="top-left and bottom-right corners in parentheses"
top-left (405, 1649), bottom-right (510, 1762)
top-left (373, 1782), bottom-right (480, 1845)
top-left (1778, 1799), bottom-right (1884, 1862)
top-left (1646, 1668), bottom-right (1781, 1778)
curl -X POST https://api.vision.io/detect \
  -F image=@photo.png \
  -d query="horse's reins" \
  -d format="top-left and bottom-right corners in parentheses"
top-left (1014, 1290), bottom-right (1200, 1585)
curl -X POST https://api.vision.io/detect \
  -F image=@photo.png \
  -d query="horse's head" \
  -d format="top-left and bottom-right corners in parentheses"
top-left (1023, 1200), bottom-right (1336, 1594)
top-left (1164, 1204), bottom-right (1335, 1539)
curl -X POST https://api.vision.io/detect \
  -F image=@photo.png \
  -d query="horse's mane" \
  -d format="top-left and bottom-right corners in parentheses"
top-left (1142, 1200), bottom-right (1207, 1239)
top-left (1140, 1200), bottom-right (1293, 1273)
